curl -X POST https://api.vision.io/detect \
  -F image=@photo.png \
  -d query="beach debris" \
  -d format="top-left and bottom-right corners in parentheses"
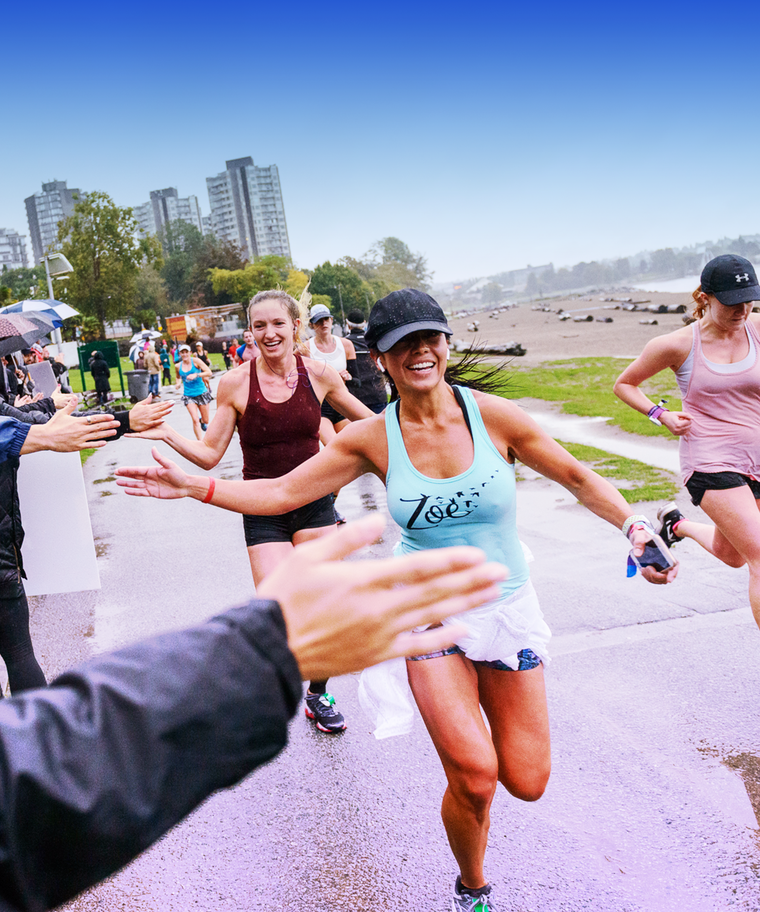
top-left (572, 315), bottom-right (594, 322)
top-left (452, 339), bottom-right (526, 356)
top-left (595, 317), bottom-right (614, 323)
top-left (466, 320), bottom-right (480, 332)
top-left (639, 318), bottom-right (659, 325)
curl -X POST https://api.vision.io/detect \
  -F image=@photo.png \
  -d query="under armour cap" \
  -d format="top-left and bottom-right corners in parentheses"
top-left (700, 254), bottom-right (760, 306)
top-left (366, 288), bottom-right (452, 352)
top-left (309, 303), bottom-right (332, 324)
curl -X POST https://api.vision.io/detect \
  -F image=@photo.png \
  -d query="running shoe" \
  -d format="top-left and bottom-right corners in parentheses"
top-left (451, 877), bottom-right (497, 912)
top-left (304, 692), bottom-right (347, 733)
top-left (200, 422), bottom-right (207, 432)
top-left (657, 502), bottom-right (685, 548)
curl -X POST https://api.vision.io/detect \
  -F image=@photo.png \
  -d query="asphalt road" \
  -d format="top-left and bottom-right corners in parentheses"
top-left (26, 374), bottom-right (759, 912)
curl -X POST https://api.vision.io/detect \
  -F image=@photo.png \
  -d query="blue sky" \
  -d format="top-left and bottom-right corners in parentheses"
top-left (3, 1), bottom-right (760, 282)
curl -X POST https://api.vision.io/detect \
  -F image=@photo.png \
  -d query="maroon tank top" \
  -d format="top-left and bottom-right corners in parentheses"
top-left (238, 354), bottom-right (321, 480)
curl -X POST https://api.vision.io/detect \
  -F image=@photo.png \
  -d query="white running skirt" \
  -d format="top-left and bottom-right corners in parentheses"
top-left (358, 579), bottom-right (551, 739)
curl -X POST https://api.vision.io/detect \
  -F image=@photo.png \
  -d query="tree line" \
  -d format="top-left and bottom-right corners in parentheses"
top-left (0, 192), bottom-right (431, 340)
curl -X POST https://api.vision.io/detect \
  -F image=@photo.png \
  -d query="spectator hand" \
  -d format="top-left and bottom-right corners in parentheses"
top-left (22, 399), bottom-right (119, 454)
top-left (115, 447), bottom-right (191, 498)
top-left (257, 515), bottom-right (509, 680)
top-left (52, 391), bottom-right (78, 410)
top-left (126, 395), bottom-right (173, 434)
top-left (14, 395), bottom-right (31, 407)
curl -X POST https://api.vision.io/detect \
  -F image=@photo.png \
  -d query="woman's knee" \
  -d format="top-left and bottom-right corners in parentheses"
top-left (499, 761), bottom-right (550, 802)
top-left (446, 757), bottom-right (499, 813)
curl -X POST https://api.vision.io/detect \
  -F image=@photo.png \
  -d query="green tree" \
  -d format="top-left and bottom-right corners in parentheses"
top-left (158, 221), bottom-right (207, 305)
top-left (57, 192), bottom-right (162, 335)
top-left (309, 262), bottom-right (374, 317)
top-left (188, 235), bottom-right (246, 307)
top-left (481, 282), bottom-right (503, 304)
top-left (0, 264), bottom-right (47, 301)
top-left (133, 264), bottom-right (169, 318)
top-left (209, 256), bottom-right (290, 303)
top-left (365, 236), bottom-right (432, 289)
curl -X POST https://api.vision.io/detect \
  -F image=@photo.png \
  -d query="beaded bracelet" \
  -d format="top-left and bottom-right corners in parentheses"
top-left (621, 514), bottom-right (649, 539)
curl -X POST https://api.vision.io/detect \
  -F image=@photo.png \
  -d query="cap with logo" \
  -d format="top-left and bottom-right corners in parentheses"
top-left (365, 288), bottom-right (452, 353)
top-left (309, 303), bottom-right (332, 324)
top-left (700, 254), bottom-right (760, 306)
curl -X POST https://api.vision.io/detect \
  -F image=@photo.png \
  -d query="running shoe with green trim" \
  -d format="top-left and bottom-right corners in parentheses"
top-left (451, 876), bottom-right (497, 911)
top-left (304, 692), bottom-right (347, 733)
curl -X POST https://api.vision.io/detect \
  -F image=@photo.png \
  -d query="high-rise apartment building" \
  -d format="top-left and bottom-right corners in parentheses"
top-left (0, 229), bottom-right (29, 270)
top-left (133, 188), bottom-right (204, 238)
top-left (24, 180), bottom-right (82, 263)
top-left (206, 157), bottom-right (291, 261)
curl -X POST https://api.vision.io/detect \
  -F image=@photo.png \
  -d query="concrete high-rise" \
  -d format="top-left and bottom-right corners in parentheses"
top-left (133, 188), bottom-right (204, 238)
top-left (0, 230), bottom-right (29, 270)
top-left (24, 180), bottom-right (82, 263)
top-left (206, 157), bottom-right (291, 260)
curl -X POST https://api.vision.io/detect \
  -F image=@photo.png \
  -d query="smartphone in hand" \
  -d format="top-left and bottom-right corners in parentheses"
top-left (632, 532), bottom-right (676, 572)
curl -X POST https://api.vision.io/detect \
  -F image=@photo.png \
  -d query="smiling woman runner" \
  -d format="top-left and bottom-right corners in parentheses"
top-left (116, 287), bottom-right (673, 912)
top-left (614, 253), bottom-right (760, 632)
top-left (133, 290), bottom-right (373, 733)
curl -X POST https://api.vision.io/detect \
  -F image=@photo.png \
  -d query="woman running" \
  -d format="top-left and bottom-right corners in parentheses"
top-left (117, 287), bottom-right (672, 911)
top-left (614, 253), bottom-right (760, 631)
top-left (132, 290), bottom-right (373, 733)
top-left (176, 344), bottom-right (213, 439)
top-left (307, 303), bottom-right (357, 441)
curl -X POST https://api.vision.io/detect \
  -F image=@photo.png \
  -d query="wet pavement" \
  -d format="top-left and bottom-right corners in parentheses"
top-left (26, 375), bottom-right (759, 911)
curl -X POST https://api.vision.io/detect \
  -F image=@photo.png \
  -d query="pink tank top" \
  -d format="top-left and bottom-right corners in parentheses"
top-left (679, 320), bottom-right (760, 484)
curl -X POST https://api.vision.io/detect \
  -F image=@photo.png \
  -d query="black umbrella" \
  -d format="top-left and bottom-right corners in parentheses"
top-left (0, 313), bottom-right (54, 358)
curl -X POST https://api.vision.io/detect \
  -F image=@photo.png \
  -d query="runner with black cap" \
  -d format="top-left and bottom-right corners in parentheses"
top-left (615, 253), bottom-right (760, 631)
top-left (116, 287), bottom-right (674, 912)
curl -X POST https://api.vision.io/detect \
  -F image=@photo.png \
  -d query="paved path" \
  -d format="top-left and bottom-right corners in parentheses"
top-left (25, 374), bottom-right (758, 912)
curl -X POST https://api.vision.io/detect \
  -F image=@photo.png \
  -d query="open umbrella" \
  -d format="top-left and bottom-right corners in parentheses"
top-left (0, 314), bottom-right (52, 358)
top-left (0, 299), bottom-right (79, 321)
top-left (129, 329), bottom-right (162, 342)
top-left (20, 311), bottom-right (58, 337)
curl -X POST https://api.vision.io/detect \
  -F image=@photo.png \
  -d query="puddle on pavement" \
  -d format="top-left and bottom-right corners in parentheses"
top-left (698, 744), bottom-right (760, 829)
top-left (94, 476), bottom-right (116, 484)
top-left (524, 408), bottom-right (680, 473)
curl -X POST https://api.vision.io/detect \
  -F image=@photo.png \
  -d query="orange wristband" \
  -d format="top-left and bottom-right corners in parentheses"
top-left (202, 477), bottom-right (216, 504)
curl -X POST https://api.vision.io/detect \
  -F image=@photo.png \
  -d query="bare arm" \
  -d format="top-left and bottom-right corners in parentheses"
top-left (478, 395), bottom-right (677, 583)
top-left (613, 332), bottom-right (693, 436)
top-left (135, 372), bottom-right (240, 469)
top-left (115, 418), bottom-right (385, 512)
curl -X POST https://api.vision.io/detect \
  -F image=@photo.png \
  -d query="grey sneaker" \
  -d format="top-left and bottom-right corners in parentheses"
top-left (657, 501), bottom-right (685, 548)
top-left (451, 877), bottom-right (497, 911)
top-left (304, 692), bottom-right (346, 733)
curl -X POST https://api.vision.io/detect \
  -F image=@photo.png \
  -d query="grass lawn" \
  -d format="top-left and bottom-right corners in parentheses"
top-left (69, 352), bottom-right (228, 395)
top-left (467, 356), bottom-right (681, 438)
top-left (556, 440), bottom-right (678, 503)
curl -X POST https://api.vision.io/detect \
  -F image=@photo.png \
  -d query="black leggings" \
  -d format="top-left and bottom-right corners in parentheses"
top-left (0, 592), bottom-right (46, 694)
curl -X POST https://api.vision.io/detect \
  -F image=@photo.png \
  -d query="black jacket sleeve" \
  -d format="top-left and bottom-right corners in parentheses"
top-left (0, 599), bottom-right (301, 912)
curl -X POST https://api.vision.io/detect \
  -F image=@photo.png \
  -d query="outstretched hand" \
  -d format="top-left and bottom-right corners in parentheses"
top-left (21, 399), bottom-right (120, 454)
top-left (257, 514), bottom-right (509, 680)
top-left (125, 394), bottom-right (173, 435)
top-left (115, 447), bottom-right (191, 498)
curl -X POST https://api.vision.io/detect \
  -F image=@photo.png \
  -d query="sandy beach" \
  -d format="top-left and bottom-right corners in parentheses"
top-left (448, 290), bottom-right (695, 368)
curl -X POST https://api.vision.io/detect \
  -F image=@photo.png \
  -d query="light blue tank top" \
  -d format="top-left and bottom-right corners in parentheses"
top-left (385, 385), bottom-right (529, 597)
top-left (179, 359), bottom-right (207, 397)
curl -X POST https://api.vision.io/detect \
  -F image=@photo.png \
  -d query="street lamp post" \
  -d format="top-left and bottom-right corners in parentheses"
top-left (41, 252), bottom-right (74, 345)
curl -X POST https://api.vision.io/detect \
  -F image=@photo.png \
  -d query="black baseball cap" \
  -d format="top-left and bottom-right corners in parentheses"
top-left (365, 288), bottom-right (452, 352)
top-left (700, 254), bottom-right (760, 306)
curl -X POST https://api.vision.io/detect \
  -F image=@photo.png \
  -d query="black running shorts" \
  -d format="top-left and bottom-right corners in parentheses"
top-left (685, 470), bottom-right (760, 507)
top-left (242, 495), bottom-right (337, 546)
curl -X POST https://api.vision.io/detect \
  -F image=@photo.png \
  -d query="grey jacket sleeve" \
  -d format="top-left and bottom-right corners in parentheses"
top-left (0, 599), bottom-right (302, 912)
top-left (0, 399), bottom-right (55, 426)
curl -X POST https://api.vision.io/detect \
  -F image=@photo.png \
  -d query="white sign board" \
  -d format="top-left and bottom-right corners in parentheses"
top-left (17, 451), bottom-right (100, 595)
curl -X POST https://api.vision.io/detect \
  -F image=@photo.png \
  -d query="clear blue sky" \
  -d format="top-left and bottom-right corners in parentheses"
top-left (3, 0), bottom-right (759, 282)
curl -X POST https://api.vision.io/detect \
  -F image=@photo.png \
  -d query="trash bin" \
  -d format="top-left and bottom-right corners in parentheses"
top-left (127, 370), bottom-right (150, 402)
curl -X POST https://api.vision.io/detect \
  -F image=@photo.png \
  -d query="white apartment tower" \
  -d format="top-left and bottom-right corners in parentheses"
top-left (0, 230), bottom-right (29, 270)
top-left (206, 157), bottom-right (291, 260)
top-left (133, 188), bottom-right (204, 238)
top-left (24, 180), bottom-right (82, 263)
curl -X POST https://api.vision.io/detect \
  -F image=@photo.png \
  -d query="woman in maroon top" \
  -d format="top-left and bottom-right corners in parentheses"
top-left (135, 289), bottom-right (373, 731)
